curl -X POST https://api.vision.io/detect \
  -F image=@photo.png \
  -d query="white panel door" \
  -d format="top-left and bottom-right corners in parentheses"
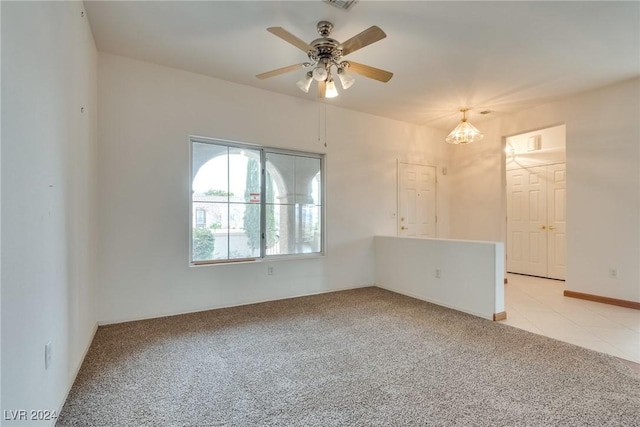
top-left (507, 163), bottom-right (566, 279)
top-left (546, 163), bottom-right (566, 280)
top-left (398, 163), bottom-right (436, 237)
top-left (507, 166), bottom-right (548, 277)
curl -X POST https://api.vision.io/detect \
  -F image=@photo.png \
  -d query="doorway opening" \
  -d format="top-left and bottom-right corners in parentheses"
top-left (505, 125), bottom-right (566, 280)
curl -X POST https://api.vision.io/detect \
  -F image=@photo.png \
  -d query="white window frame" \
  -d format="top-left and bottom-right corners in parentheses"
top-left (189, 136), bottom-right (325, 265)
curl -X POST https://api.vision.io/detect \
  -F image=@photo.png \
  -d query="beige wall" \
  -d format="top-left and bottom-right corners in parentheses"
top-left (450, 78), bottom-right (640, 303)
top-left (448, 118), bottom-right (505, 242)
top-left (96, 53), bottom-right (451, 324)
top-left (1, 2), bottom-right (98, 423)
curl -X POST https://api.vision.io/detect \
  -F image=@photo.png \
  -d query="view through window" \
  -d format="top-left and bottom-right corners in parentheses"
top-left (191, 138), bottom-right (323, 264)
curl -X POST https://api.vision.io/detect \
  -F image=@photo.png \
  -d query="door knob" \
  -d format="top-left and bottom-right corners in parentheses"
top-left (548, 225), bottom-right (555, 230)
top-left (540, 225), bottom-right (547, 230)
top-left (401, 226), bottom-right (408, 230)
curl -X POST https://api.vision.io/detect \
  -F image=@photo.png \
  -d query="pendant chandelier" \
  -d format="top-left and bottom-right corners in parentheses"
top-left (445, 108), bottom-right (484, 145)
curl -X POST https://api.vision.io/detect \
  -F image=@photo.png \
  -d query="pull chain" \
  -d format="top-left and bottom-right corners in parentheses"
top-left (318, 103), bottom-right (328, 148)
top-left (324, 104), bottom-right (327, 148)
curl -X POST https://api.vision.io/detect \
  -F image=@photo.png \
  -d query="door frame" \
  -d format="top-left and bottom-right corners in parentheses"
top-left (502, 124), bottom-right (567, 281)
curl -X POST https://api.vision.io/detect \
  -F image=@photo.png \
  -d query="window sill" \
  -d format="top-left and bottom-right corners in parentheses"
top-left (190, 253), bottom-right (325, 267)
top-left (261, 253), bottom-right (326, 263)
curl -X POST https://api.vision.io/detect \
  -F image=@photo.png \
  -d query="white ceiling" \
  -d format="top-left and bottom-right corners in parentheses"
top-left (85, 1), bottom-right (640, 130)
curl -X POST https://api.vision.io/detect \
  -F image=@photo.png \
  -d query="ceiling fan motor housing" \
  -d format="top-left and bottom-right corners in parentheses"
top-left (309, 22), bottom-right (342, 66)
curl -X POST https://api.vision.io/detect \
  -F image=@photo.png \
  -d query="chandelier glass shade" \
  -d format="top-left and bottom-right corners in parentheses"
top-left (445, 109), bottom-right (484, 145)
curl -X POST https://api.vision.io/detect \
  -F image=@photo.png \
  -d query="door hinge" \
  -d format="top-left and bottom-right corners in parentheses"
top-left (261, 232), bottom-right (265, 240)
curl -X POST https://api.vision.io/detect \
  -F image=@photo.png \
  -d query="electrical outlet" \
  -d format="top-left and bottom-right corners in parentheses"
top-left (45, 342), bottom-right (52, 370)
top-left (435, 269), bottom-right (442, 279)
top-left (609, 268), bottom-right (618, 279)
top-left (267, 266), bottom-right (274, 276)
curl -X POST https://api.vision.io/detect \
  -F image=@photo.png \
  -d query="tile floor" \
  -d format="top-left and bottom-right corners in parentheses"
top-left (499, 273), bottom-right (640, 364)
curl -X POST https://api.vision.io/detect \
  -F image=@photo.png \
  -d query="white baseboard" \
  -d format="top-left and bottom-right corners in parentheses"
top-left (98, 284), bottom-right (373, 326)
top-left (374, 284), bottom-right (492, 321)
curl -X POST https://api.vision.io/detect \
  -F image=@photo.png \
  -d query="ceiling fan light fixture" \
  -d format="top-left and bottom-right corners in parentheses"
top-left (325, 78), bottom-right (339, 98)
top-left (445, 109), bottom-right (484, 145)
top-left (312, 63), bottom-right (328, 81)
top-left (257, 21), bottom-right (393, 98)
top-left (296, 72), bottom-right (313, 93)
top-left (337, 68), bottom-right (355, 89)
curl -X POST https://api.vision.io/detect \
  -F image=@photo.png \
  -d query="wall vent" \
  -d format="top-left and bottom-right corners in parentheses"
top-left (323, 0), bottom-right (359, 11)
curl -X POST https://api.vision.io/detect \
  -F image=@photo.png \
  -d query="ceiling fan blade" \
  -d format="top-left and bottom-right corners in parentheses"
top-left (317, 80), bottom-right (326, 99)
top-left (256, 63), bottom-right (307, 80)
top-left (340, 26), bottom-right (387, 56)
top-left (345, 61), bottom-right (393, 83)
top-left (267, 27), bottom-right (312, 53)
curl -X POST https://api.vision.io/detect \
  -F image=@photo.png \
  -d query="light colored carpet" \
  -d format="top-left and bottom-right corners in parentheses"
top-left (58, 287), bottom-right (640, 426)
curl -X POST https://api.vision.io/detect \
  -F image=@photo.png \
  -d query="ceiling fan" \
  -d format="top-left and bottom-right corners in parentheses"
top-left (256, 21), bottom-right (393, 99)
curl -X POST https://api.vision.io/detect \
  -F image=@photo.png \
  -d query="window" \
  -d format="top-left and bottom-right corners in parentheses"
top-left (195, 209), bottom-right (206, 229)
top-left (190, 137), bottom-right (324, 264)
